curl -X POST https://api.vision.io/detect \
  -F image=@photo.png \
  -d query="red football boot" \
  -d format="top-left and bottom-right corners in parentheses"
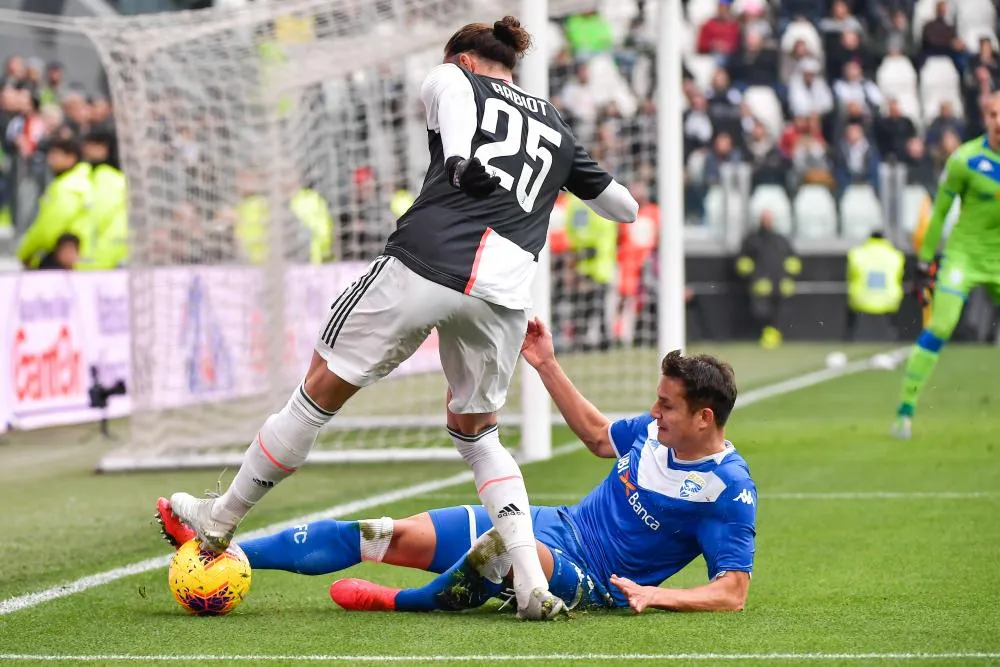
top-left (155, 497), bottom-right (196, 548)
top-left (329, 578), bottom-right (399, 612)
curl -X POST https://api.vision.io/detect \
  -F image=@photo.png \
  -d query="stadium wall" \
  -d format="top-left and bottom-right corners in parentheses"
top-left (1, 257), bottom-right (995, 435)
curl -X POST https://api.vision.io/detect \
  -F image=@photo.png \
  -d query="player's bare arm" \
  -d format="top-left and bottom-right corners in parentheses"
top-left (610, 571), bottom-right (750, 613)
top-left (520, 317), bottom-right (615, 458)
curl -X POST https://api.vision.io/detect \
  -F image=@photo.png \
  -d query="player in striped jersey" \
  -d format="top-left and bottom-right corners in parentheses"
top-left (160, 15), bottom-right (638, 621)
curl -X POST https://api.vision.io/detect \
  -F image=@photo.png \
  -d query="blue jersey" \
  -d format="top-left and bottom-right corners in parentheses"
top-left (566, 414), bottom-right (757, 606)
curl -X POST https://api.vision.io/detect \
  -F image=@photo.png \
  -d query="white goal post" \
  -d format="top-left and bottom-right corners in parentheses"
top-left (1, 0), bottom-right (686, 471)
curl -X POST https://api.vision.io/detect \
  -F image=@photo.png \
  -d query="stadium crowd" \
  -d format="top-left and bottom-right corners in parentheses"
top-left (0, 0), bottom-right (996, 345)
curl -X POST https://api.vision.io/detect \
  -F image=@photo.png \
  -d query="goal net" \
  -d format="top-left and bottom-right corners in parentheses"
top-left (7, 0), bottom-right (666, 471)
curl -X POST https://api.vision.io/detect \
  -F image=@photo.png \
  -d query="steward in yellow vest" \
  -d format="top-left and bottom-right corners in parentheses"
top-left (81, 130), bottom-right (128, 269)
top-left (235, 186), bottom-right (333, 265)
top-left (17, 138), bottom-right (92, 268)
top-left (846, 232), bottom-right (905, 315)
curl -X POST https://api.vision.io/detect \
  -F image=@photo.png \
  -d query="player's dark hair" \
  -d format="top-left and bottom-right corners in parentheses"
top-left (444, 16), bottom-right (532, 71)
top-left (660, 350), bottom-right (738, 426)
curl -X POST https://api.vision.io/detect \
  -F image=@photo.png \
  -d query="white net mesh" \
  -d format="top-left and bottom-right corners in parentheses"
top-left (4, 0), bottom-right (673, 470)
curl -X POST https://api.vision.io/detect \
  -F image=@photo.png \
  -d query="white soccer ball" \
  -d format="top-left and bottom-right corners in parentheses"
top-left (825, 351), bottom-right (848, 369)
top-left (870, 353), bottom-right (897, 371)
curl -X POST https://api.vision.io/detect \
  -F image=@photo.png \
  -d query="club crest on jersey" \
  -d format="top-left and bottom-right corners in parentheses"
top-left (679, 472), bottom-right (706, 498)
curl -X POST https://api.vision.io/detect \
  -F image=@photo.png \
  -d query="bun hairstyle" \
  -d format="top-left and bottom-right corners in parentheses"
top-left (444, 15), bottom-right (533, 71)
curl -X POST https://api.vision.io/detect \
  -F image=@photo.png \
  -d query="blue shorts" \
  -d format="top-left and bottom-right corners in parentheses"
top-left (428, 504), bottom-right (613, 610)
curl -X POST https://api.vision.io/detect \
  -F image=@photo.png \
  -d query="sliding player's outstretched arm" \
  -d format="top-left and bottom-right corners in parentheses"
top-left (520, 317), bottom-right (616, 458)
top-left (611, 571), bottom-right (750, 613)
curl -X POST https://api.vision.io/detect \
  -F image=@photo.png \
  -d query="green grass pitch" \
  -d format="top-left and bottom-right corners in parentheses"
top-left (0, 343), bottom-right (998, 666)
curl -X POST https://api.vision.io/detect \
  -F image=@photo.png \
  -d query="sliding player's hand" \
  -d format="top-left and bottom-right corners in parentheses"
top-left (446, 156), bottom-right (501, 199)
top-left (520, 317), bottom-right (556, 370)
top-left (610, 574), bottom-right (655, 614)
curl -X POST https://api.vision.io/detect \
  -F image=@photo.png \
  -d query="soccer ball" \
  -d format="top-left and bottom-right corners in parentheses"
top-left (168, 539), bottom-right (252, 615)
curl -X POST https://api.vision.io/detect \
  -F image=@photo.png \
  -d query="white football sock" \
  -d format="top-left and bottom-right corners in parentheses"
top-left (213, 384), bottom-right (335, 527)
top-left (449, 426), bottom-right (548, 601)
top-left (358, 517), bottom-right (394, 563)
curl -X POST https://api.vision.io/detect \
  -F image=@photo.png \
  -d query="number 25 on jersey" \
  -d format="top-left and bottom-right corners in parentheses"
top-left (474, 98), bottom-right (563, 214)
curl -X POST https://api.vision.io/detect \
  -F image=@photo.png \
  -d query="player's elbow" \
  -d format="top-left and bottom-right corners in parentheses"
top-left (582, 432), bottom-right (614, 458)
top-left (722, 593), bottom-right (746, 612)
top-left (721, 580), bottom-right (750, 612)
top-left (621, 196), bottom-right (639, 223)
top-left (589, 181), bottom-right (639, 223)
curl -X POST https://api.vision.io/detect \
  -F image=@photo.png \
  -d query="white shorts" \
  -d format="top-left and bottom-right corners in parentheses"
top-left (315, 255), bottom-right (528, 414)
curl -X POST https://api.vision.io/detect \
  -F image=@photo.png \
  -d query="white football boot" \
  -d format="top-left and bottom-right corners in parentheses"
top-left (890, 416), bottom-right (912, 440)
top-left (168, 492), bottom-right (235, 554)
top-left (516, 588), bottom-right (568, 621)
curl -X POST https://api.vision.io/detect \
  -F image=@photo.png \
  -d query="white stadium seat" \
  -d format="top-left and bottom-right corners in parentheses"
top-left (793, 186), bottom-right (838, 240)
top-left (685, 54), bottom-right (719, 92)
top-left (899, 184), bottom-right (932, 236)
top-left (743, 87), bottom-right (784, 140)
top-left (780, 19), bottom-right (824, 57)
top-left (876, 55), bottom-right (918, 102)
top-left (748, 185), bottom-right (794, 236)
top-left (957, 0), bottom-right (997, 42)
top-left (920, 57), bottom-right (963, 123)
top-left (839, 185), bottom-right (886, 240)
top-left (704, 185), bottom-right (746, 238)
top-left (962, 28), bottom-right (999, 54)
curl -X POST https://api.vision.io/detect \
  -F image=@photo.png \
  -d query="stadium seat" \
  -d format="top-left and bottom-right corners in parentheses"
top-left (743, 87), bottom-right (784, 140)
top-left (780, 19), bottom-right (823, 57)
top-left (793, 186), bottom-right (838, 240)
top-left (839, 185), bottom-right (886, 240)
top-left (920, 57), bottom-right (963, 123)
top-left (961, 27), bottom-right (999, 53)
top-left (957, 0), bottom-right (997, 43)
top-left (876, 56), bottom-right (918, 102)
top-left (895, 92), bottom-right (925, 130)
top-left (686, 0), bottom-right (720, 32)
top-left (899, 184), bottom-right (932, 236)
top-left (748, 185), bottom-right (794, 236)
top-left (679, 17), bottom-right (695, 55)
top-left (685, 54), bottom-right (719, 92)
top-left (704, 184), bottom-right (746, 239)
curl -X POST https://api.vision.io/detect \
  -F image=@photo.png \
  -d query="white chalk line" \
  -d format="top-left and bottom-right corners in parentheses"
top-left (0, 652), bottom-right (997, 663)
top-left (0, 349), bottom-right (898, 616)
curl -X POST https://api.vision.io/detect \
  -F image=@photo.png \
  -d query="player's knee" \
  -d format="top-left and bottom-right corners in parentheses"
top-left (303, 363), bottom-right (360, 412)
top-left (446, 410), bottom-right (498, 435)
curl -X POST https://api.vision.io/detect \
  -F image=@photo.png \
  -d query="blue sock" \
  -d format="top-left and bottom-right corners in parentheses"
top-left (395, 554), bottom-right (504, 612)
top-left (239, 520), bottom-right (361, 575)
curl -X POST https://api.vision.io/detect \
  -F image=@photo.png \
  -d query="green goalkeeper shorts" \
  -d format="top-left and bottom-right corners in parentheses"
top-left (936, 252), bottom-right (1000, 303)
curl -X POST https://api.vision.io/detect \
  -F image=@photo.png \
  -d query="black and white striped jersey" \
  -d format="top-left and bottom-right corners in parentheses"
top-left (383, 63), bottom-right (613, 310)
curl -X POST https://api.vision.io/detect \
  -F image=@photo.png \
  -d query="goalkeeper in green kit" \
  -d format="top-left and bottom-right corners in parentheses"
top-left (893, 92), bottom-right (1000, 439)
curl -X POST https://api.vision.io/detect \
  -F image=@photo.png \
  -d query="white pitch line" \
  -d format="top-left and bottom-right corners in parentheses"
top-left (0, 348), bottom-right (899, 616)
top-left (0, 652), bottom-right (997, 662)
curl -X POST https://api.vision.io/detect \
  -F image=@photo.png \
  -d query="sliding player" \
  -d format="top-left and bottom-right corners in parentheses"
top-left (893, 91), bottom-right (1000, 439)
top-left (160, 319), bottom-right (756, 614)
